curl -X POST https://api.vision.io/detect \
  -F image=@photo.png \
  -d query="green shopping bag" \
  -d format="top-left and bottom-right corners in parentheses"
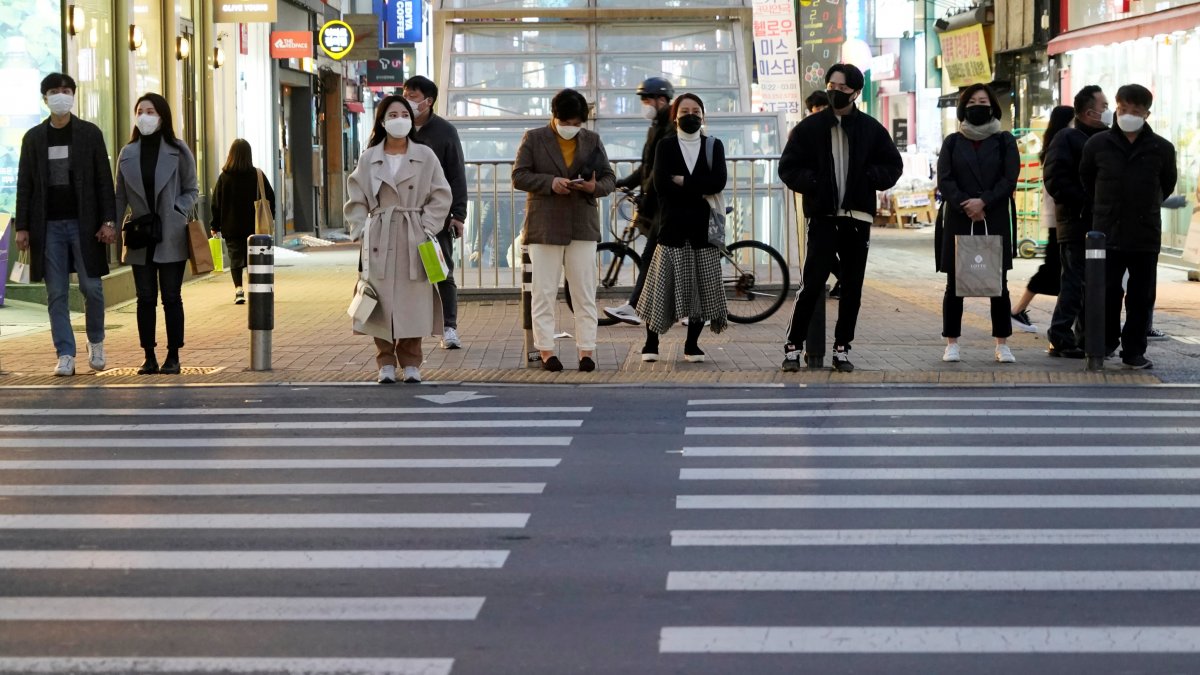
top-left (418, 234), bottom-right (448, 284)
top-left (209, 238), bottom-right (225, 273)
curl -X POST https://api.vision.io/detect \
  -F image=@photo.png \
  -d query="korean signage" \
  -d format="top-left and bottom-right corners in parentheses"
top-left (213, 0), bottom-right (278, 23)
top-left (799, 0), bottom-right (845, 100)
top-left (938, 24), bottom-right (992, 88)
top-left (269, 31), bottom-right (313, 59)
top-left (752, 0), bottom-right (802, 123)
top-left (319, 20), bottom-right (355, 60)
top-left (366, 48), bottom-right (411, 87)
top-left (386, 0), bottom-right (423, 45)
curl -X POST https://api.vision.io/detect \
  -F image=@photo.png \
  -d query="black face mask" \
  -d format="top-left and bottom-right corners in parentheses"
top-left (828, 89), bottom-right (854, 110)
top-left (964, 105), bottom-right (993, 126)
top-left (678, 114), bottom-right (702, 134)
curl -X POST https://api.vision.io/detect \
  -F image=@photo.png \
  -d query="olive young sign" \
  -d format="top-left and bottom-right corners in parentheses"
top-left (213, 0), bottom-right (278, 23)
top-left (318, 20), bottom-right (354, 60)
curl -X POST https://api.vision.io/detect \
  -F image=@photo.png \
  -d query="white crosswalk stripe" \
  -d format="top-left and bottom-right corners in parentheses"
top-left (663, 394), bottom-right (1200, 664)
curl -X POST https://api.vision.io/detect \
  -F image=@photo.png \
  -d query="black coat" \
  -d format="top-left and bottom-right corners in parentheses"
top-left (778, 107), bottom-right (903, 218)
top-left (1080, 124), bottom-right (1177, 253)
top-left (14, 116), bottom-right (116, 282)
top-left (616, 107), bottom-right (674, 230)
top-left (935, 131), bottom-right (1020, 272)
top-left (1043, 122), bottom-right (1106, 244)
top-left (410, 114), bottom-right (468, 226)
top-left (210, 168), bottom-right (275, 262)
top-left (652, 135), bottom-right (726, 249)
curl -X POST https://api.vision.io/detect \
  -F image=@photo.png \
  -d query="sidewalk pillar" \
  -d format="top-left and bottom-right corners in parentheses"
top-left (520, 243), bottom-right (537, 367)
top-left (248, 234), bottom-right (274, 371)
top-left (1084, 231), bottom-right (1106, 371)
top-left (805, 284), bottom-right (827, 368)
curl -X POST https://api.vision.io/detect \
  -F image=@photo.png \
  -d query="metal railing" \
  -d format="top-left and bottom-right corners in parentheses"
top-left (455, 156), bottom-right (797, 290)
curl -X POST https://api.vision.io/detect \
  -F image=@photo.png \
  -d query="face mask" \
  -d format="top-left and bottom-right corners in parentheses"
top-left (1117, 113), bottom-right (1144, 133)
top-left (1099, 109), bottom-right (1114, 126)
top-left (384, 116), bottom-right (412, 138)
top-left (136, 114), bottom-right (160, 136)
top-left (641, 104), bottom-right (658, 121)
top-left (46, 93), bottom-right (73, 115)
top-left (964, 104), bottom-right (993, 126)
top-left (677, 114), bottom-right (703, 135)
top-left (828, 89), bottom-right (854, 110)
top-left (556, 123), bottom-right (581, 140)
top-left (407, 98), bottom-right (429, 116)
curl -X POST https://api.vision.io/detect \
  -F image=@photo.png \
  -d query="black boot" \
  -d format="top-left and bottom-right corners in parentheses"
top-left (137, 349), bottom-right (159, 375)
top-left (160, 348), bottom-right (181, 375)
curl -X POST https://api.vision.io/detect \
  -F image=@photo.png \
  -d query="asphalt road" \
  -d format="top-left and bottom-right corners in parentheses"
top-left (2, 383), bottom-right (1200, 674)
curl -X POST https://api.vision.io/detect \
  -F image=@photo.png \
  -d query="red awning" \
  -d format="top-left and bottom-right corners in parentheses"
top-left (344, 101), bottom-right (365, 113)
top-left (1048, 4), bottom-right (1200, 55)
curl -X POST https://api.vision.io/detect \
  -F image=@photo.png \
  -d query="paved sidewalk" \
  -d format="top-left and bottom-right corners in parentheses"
top-left (2, 228), bottom-right (1197, 386)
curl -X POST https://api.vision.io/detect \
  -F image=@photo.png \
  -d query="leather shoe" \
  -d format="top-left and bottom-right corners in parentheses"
top-left (137, 357), bottom-right (159, 375)
top-left (1047, 346), bottom-right (1085, 359)
top-left (541, 355), bottom-right (563, 372)
top-left (578, 356), bottom-right (596, 372)
top-left (159, 355), bottom-right (181, 374)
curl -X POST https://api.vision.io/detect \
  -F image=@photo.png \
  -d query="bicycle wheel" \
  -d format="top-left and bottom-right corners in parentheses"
top-left (722, 240), bottom-right (790, 324)
top-left (564, 241), bottom-right (643, 326)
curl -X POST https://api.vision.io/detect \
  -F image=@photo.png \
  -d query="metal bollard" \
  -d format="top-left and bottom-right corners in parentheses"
top-left (520, 243), bottom-right (538, 367)
top-left (247, 234), bottom-right (274, 371)
top-left (805, 284), bottom-right (827, 368)
top-left (1084, 231), bottom-right (1106, 371)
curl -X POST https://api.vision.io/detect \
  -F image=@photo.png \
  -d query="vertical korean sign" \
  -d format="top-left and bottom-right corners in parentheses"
top-left (799, 0), bottom-right (846, 100)
top-left (752, 0), bottom-right (803, 123)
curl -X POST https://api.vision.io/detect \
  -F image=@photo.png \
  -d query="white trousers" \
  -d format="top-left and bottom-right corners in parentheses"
top-left (528, 240), bottom-right (598, 352)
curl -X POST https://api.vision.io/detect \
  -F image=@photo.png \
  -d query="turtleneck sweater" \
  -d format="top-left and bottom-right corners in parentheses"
top-left (677, 130), bottom-right (701, 173)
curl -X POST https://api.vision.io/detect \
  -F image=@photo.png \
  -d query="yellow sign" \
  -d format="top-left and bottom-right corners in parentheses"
top-left (318, 20), bottom-right (354, 60)
top-left (938, 24), bottom-right (991, 88)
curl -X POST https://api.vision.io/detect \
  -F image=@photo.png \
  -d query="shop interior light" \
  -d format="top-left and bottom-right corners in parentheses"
top-left (128, 24), bottom-right (144, 51)
top-left (213, 46), bottom-right (226, 68)
top-left (176, 36), bottom-right (191, 60)
top-left (67, 5), bottom-right (83, 37)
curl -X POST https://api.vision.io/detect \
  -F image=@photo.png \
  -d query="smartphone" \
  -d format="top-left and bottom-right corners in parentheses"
top-left (570, 177), bottom-right (586, 183)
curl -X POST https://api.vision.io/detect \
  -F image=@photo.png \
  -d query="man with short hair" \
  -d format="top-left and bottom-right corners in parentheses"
top-left (1079, 83), bottom-right (1177, 370)
top-left (805, 90), bottom-right (829, 114)
top-left (403, 76), bottom-right (468, 349)
top-left (778, 64), bottom-right (903, 373)
top-left (1043, 84), bottom-right (1110, 359)
top-left (14, 72), bottom-right (117, 376)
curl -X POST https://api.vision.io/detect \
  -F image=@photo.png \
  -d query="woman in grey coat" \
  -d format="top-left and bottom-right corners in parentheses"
top-left (114, 93), bottom-right (199, 375)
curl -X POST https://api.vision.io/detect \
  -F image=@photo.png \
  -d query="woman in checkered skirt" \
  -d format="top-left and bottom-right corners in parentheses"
top-left (638, 93), bottom-right (728, 363)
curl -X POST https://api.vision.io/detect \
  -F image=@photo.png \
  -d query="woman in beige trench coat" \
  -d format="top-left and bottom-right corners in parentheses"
top-left (345, 95), bottom-right (452, 384)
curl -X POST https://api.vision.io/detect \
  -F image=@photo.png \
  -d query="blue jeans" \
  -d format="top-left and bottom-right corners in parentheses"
top-left (43, 219), bottom-right (105, 357)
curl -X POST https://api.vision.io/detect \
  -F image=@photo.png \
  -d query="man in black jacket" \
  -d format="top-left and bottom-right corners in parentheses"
top-left (1079, 83), bottom-right (1177, 369)
top-left (404, 76), bottom-right (468, 349)
top-left (778, 64), bottom-right (903, 373)
top-left (604, 76), bottom-right (674, 326)
top-left (1043, 85), bottom-right (1110, 358)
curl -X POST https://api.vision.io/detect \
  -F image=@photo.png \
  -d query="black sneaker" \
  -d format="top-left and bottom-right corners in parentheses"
top-left (1122, 355), bottom-right (1153, 370)
top-left (1011, 310), bottom-right (1037, 333)
top-left (828, 282), bottom-right (841, 299)
top-left (832, 346), bottom-right (854, 373)
top-left (781, 343), bottom-right (802, 372)
top-left (1047, 346), bottom-right (1085, 359)
top-left (1147, 328), bottom-right (1168, 341)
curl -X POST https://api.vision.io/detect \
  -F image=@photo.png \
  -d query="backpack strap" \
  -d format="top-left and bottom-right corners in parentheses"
top-left (704, 136), bottom-right (715, 169)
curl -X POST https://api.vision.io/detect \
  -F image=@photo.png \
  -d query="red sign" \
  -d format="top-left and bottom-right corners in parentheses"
top-left (269, 31), bottom-right (313, 59)
top-left (239, 23), bottom-right (249, 56)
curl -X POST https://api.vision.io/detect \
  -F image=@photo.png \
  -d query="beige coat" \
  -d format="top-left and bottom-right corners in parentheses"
top-left (345, 141), bottom-right (452, 341)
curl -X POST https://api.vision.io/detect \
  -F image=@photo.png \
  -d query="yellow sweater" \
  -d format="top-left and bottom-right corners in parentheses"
top-left (552, 120), bottom-right (576, 168)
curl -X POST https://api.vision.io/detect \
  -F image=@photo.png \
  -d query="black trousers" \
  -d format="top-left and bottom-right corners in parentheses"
top-left (629, 231), bottom-right (659, 309)
top-left (942, 266), bottom-right (1013, 338)
top-left (1025, 226), bottom-right (1060, 296)
top-left (785, 216), bottom-right (870, 349)
top-left (436, 228), bottom-right (458, 329)
top-left (1049, 240), bottom-right (1086, 350)
top-left (132, 259), bottom-right (187, 350)
top-left (1106, 249), bottom-right (1157, 359)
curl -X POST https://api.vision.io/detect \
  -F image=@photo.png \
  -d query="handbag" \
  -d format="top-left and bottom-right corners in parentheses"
top-left (122, 212), bottom-right (160, 250)
top-left (702, 136), bottom-right (727, 249)
top-left (254, 169), bottom-right (273, 235)
top-left (418, 234), bottom-right (449, 284)
top-left (209, 237), bottom-right (225, 273)
top-left (954, 219), bottom-right (1004, 297)
top-left (9, 249), bottom-right (30, 284)
top-left (348, 219), bottom-right (380, 322)
top-left (186, 219), bottom-right (215, 274)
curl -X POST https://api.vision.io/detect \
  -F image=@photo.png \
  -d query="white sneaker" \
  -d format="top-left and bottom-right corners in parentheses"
top-left (53, 355), bottom-right (75, 377)
top-left (995, 344), bottom-right (1016, 363)
top-left (377, 365), bottom-right (397, 384)
top-left (603, 304), bottom-right (642, 326)
top-left (942, 343), bottom-right (961, 362)
top-left (403, 366), bottom-right (422, 383)
top-left (440, 327), bottom-right (462, 349)
top-left (87, 342), bottom-right (106, 371)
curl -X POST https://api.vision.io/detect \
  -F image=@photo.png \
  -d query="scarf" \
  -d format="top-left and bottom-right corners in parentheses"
top-left (959, 119), bottom-right (1001, 141)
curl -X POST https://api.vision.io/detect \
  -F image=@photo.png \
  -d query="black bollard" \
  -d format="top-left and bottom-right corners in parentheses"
top-left (1084, 231), bottom-right (1106, 371)
top-left (805, 284), bottom-right (827, 368)
top-left (520, 243), bottom-right (538, 367)
top-left (247, 234), bottom-right (274, 371)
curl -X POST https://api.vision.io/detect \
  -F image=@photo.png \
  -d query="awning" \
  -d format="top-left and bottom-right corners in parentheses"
top-left (344, 101), bottom-right (365, 113)
top-left (1048, 4), bottom-right (1200, 55)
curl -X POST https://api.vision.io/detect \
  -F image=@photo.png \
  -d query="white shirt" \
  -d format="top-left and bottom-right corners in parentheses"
top-left (830, 117), bottom-right (873, 224)
top-left (678, 132), bottom-right (702, 173)
top-left (384, 152), bottom-right (406, 176)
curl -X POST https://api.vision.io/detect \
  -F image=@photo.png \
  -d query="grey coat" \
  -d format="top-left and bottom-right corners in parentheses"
top-left (14, 116), bottom-right (117, 282)
top-left (115, 137), bottom-right (199, 265)
top-left (512, 125), bottom-right (615, 245)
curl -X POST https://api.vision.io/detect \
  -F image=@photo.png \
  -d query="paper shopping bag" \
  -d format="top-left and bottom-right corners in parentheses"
top-left (347, 278), bottom-right (379, 323)
top-left (9, 249), bottom-right (30, 284)
top-left (418, 234), bottom-right (449, 284)
top-left (186, 220), bottom-right (215, 274)
top-left (954, 227), bottom-right (1003, 298)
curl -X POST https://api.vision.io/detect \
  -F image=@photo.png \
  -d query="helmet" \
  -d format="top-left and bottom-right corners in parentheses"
top-left (636, 77), bottom-right (674, 100)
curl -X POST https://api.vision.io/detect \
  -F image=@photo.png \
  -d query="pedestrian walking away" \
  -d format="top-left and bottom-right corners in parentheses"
top-left (512, 88), bottom-right (616, 373)
top-left (604, 76), bottom-right (675, 327)
top-left (345, 95), bottom-right (452, 384)
top-left (1079, 83), bottom-right (1177, 370)
top-left (1009, 104), bottom-right (1074, 334)
top-left (1044, 85), bottom-right (1110, 359)
top-left (638, 93), bottom-right (729, 363)
top-left (934, 83), bottom-right (1021, 364)
top-left (778, 63), bottom-right (903, 373)
top-left (403, 76), bottom-right (468, 350)
top-left (210, 138), bottom-right (276, 305)
top-left (115, 93), bottom-right (199, 376)
top-left (13, 72), bottom-right (117, 376)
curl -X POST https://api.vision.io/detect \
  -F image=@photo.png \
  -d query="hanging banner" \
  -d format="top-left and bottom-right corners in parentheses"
top-left (319, 20), bottom-right (355, 60)
top-left (752, 0), bottom-right (803, 123)
top-left (939, 24), bottom-right (992, 88)
top-left (799, 0), bottom-right (846, 100)
top-left (366, 48), bottom-right (411, 86)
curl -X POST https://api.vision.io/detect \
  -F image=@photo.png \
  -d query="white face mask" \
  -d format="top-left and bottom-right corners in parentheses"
top-left (136, 114), bottom-right (160, 136)
top-left (1099, 109), bottom-right (1114, 126)
top-left (641, 104), bottom-right (658, 121)
top-left (46, 93), bottom-right (73, 115)
top-left (555, 123), bottom-right (581, 140)
top-left (1117, 113), bottom-right (1145, 133)
top-left (384, 116), bottom-right (412, 138)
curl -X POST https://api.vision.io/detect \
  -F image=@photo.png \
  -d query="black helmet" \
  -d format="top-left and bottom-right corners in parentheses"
top-left (636, 77), bottom-right (674, 100)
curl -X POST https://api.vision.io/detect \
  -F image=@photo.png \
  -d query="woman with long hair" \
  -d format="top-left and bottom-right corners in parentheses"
top-left (344, 94), bottom-right (452, 384)
top-left (211, 138), bottom-right (275, 303)
top-left (114, 92), bottom-right (199, 374)
top-left (1009, 104), bottom-right (1075, 332)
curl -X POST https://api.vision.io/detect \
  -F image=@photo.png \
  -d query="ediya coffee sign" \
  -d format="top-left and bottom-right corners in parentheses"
top-left (270, 31), bottom-right (313, 59)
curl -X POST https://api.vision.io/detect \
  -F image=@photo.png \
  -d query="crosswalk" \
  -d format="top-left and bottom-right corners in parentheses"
top-left (0, 401), bottom-right (589, 674)
top-left (662, 393), bottom-right (1200, 668)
